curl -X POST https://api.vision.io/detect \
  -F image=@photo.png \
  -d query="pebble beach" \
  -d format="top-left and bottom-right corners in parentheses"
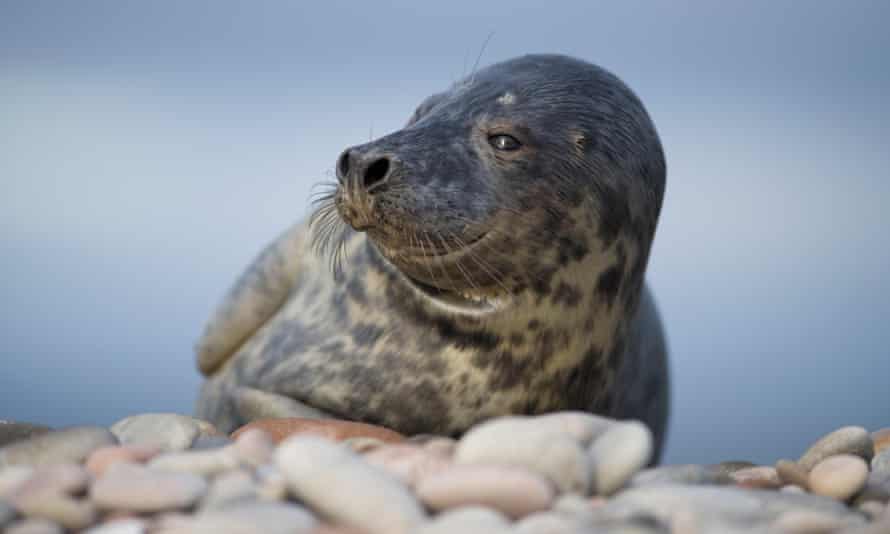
top-left (1, 413), bottom-right (888, 533)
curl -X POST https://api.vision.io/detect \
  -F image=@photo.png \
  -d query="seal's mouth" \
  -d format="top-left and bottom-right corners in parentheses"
top-left (381, 230), bottom-right (512, 315)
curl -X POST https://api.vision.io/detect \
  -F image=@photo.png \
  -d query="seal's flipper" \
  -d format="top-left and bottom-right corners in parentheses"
top-left (233, 386), bottom-right (333, 422)
top-left (195, 223), bottom-right (307, 375)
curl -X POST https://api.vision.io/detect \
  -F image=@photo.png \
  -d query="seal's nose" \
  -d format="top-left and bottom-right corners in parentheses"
top-left (336, 149), bottom-right (392, 192)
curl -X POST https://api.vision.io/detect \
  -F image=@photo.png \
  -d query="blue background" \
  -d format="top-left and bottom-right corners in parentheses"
top-left (2, 1), bottom-right (888, 464)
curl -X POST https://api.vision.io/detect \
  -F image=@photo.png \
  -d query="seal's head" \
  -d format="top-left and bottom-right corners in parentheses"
top-left (318, 54), bottom-right (664, 317)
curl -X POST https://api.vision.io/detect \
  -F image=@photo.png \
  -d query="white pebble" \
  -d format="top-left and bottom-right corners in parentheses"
top-left (275, 436), bottom-right (425, 534)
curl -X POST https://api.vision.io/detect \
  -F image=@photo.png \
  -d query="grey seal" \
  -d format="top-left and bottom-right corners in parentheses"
top-left (194, 54), bottom-right (669, 456)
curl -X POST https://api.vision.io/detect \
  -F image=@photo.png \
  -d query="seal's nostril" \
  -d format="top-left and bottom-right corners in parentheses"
top-left (363, 157), bottom-right (390, 190)
top-left (337, 150), bottom-right (351, 181)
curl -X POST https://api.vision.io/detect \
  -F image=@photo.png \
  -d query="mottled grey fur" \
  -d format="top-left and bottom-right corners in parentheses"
top-left (195, 54), bottom-right (670, 458)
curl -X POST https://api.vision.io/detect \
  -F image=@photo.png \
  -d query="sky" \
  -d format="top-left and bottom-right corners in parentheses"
top-left (1, 1), bottom-right (888, 464)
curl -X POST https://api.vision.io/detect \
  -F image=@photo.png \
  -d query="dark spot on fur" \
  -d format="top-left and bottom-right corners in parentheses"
top-left (351, 322), bottom-right (384, 347)
top-left (595, 265), bottom-right (624, 308)
top-left (346, 276), bottom-right (367, 304)
top-left (556, 236), bottom-right (589, 265)
top-left (510, 332), bottom-right (526, 346)
top-left (527, 319), bottom-right (541, 330)
top-left (552, 282), bottom-right (582, 307)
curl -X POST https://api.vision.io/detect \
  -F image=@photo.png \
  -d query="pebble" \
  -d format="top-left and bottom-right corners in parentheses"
top-left (110, 414), bottom-right (211, 452)
top-left (0, 466), bottom-right (34, 498)
top-left (90, 462), bottom-right (207, 512)
top-left (1, 499), bottom-right (17, 526)
top-left (12, 491), bottom-right (97, 530)
top-left (199, 469), bottom-right (258, 510)
top-left (414, 506), bottom-right (510, 534)
top-left (416, 464), bottom-right (554, 518)
top-left (147, 447), bottom-right (240, 476)
top-left (513, 512), bottom-right (584, 534)
top-left (606, 484), bottom-right (857, 525)
top-left (853, 471), bottom-right (890, 505)
top-left (629, 464), bottom-right (732, 487)
top-left (773, 509), bottom-right (858, 533)
top-left (83, 519), bottom-right (147, 534)
top-left (550, 493), bottom-right (598, 524)
top-left (776, 459), bottom-right (810, 490)
top-left (255, 464), bottom-right (288, 501)
top-left (730, 466), bottom-right (782, 489)
top-left (188, 436), bottom-right (234, 450)
top-left (362, 443), bottom-right (452, 488)
top-left (276, 436), bottom-right (425, 534)
top-left (455, 418), bottom-right (591, 494)
top-left (0, 427), bottom-right (117, 467)
top-left (809, 454), bottom-right (869, 501)
top-left (859, 501), bottom-right (888, 520)
top-left (84, 519), bottom-right (148, 534)
top-left (873, 428), bottom-right (890, 455)
top-left (341, 436), bottom-right (386, 453)
top-left (0, 422), bottom-right (52, 448)
top-left (4, 518), bottom-right (64, 534)
top-left (707, 460), bottom-right (756, 477)
top-left (588, 421), bottom-right (653, 495)
top-left (232, 418), bottom-right (405, 445)
top-left (231, 428), bottom-right (275, 466)
top-left (156, 501), bottom-right (317, 534)
top-left (798, 426), bottom-right (874, 471)
top-left (85, 445), bottom-right (160, 477)
top-left (873, 447), bottom-right (890, 476)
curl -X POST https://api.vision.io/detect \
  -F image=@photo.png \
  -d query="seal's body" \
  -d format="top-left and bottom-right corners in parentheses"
top-left (195, 54), bottom-right (669, 455)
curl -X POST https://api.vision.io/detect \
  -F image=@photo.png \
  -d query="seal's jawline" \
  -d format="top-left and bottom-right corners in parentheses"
top-left (402, 273), bottom-right (506, 316)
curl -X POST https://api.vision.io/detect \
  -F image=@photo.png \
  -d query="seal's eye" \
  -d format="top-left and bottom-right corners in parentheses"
top-left (488, 134), bottom-right (521, 151)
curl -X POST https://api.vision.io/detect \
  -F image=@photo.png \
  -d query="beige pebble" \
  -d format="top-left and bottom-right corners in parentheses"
top-left (4, 518), bottom-right (64, 534)
top-left (773, 510), bottom-right (856, 533)
top-left (731, 466), bottom-right (782, 489)
top-left (362, 444), bottom-right (452, 488)
top-left (776, 459), bottom-right (810, 490)
top-left (416, 464), bottom-right (554, 519)
top-left (12, 492), bottom-right (96, 530)
top-left (154, 502), bottom-right (316, 534)
top-left (90, 462), bottom-right (207, 513)
top-left (0, 466), bottom-right (34, 499)
top-left (147, 447), bottom-right (239, 476)
top-left (588, 421), bottom-right (653, 495)
top-left (82, 518), bottom-right (148, 534)
top-left (422, 437), bottom-right (457, 456)
top-left (456, 418), bottom-right (590, 494)
top-left (341, 437), bottom-right (385, 454)
top-left (199, 469), bottom-right (257, 510)
top-left (10, 464), bottom-right (89, 497)
top-left (0, 427), bottom-right (116, 467)
top-left (231, 428), bottom-right (275, 466)
top-left (514, 512), bottom-right (583, 534)
top-left (110, 414), bottom-right (202, 452)
top-left (858, 501), bottom-right (887, 520)
top-left (809, 454), bottom-right (869, 501)
top-left (276, 436), bottom-right (425, 534)
top-left (85, 445), bottom-right (160, 477)
top-left (414, 506), bottom-right (510, 534)
top-left (798, 426), bottom-right (873, 471)
top-left (255, 465), bottom-right (288, 501)
top-left (234, 418), bottom-right (404, 445)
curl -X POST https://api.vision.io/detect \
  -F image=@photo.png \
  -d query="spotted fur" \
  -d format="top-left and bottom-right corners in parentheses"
top-left (195, 54), bottom-right (670, 458)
